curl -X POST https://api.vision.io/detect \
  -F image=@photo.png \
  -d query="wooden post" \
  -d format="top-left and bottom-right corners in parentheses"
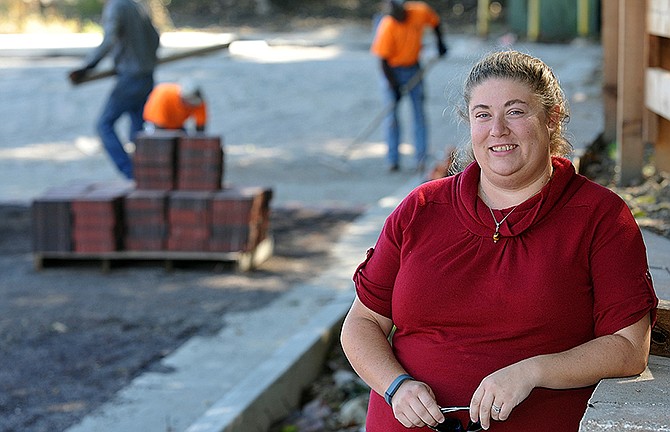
top-left (646, 0), bottom-right (670, 173)
top-left (616, 0), bottom-right (646, 186)
top-left (658, 119), bottom-right (670, 171)
top-left (601, 0), bottom-right (619, 144)
top-left (577, 0), bottom-right (590, 37)
top-left (527, 0), bottom-right (541, 42)
top-left (477, 0), bottom-right (490, 38)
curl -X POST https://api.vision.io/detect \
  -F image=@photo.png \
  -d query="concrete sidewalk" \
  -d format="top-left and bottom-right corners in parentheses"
top-left (2, 26), bottom-right (668, 432)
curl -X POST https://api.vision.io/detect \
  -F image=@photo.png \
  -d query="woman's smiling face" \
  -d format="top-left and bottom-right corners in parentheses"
top-left (469, 78), bottom-right (555, 187)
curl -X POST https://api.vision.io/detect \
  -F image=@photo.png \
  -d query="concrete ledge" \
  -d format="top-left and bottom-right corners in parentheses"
top-left (185, 293), bottom-right (352, 432)
top-left (580, 355), bottom-right (670, 431)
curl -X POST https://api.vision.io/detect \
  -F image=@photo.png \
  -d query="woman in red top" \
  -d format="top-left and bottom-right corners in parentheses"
top-left (340, 50), bottom-right (658, 432)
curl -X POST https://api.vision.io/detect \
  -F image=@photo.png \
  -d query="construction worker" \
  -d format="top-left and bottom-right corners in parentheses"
top-left (371, 0), bottom-right (447, 173)
top-left (69, 0), bottom-right (160, 180)
top-left (143, 80), bottom-right (207, 133)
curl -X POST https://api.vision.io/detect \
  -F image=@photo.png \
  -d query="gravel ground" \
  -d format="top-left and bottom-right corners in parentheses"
top-left (0, 204), bottom-right (361, 432)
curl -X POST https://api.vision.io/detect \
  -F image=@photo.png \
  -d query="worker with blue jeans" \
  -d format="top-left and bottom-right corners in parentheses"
top-left (382, 63), bottom-right (427, 173)
top-left (97, 73), bottom-right (154, 179)
top-left (69, 0), bottom-right (160, 180)
top-left (371, 0), bottom-right (447, 172)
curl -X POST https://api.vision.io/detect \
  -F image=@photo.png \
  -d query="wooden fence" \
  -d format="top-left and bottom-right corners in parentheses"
top-left (602, 0), bottom-right (670, 185)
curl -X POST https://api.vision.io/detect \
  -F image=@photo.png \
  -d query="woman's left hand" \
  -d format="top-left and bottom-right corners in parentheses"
top-left (469, 361), bottom-right (537, 430)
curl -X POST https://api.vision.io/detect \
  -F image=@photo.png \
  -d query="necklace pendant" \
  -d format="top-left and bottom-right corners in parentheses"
top-left (492, 232), bottom-right (501, 243)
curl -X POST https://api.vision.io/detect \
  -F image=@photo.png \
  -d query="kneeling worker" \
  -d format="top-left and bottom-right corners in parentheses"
top-left (143, 80), bottom-right (207, 132)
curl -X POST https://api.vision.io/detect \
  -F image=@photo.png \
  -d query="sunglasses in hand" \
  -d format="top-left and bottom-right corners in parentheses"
top-left (428, 407), bottom-right (483, 432)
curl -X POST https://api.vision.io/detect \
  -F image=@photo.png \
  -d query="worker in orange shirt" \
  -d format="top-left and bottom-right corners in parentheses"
top-left (371, 0), bottom-right (447, 173)
top-left (143, 80), bottom-right (207, 132)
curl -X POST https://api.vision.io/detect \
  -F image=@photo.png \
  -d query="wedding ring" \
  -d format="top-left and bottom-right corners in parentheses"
top-left (492, 404), bottom-right (501, 413)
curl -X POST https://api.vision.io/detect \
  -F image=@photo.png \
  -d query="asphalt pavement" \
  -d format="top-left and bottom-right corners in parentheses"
top-left (1, 24), bottom-right (668, 432)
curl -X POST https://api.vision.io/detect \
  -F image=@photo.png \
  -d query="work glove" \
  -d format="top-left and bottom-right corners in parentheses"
top-left (68, 67), bottom-right (90, 85)
top-left (392, 85), bottom-right (402, 102)
top-left (437, 40), bottom-right (448, 57)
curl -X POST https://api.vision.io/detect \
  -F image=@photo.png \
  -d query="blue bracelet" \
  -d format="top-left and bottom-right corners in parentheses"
top-left (384, 373), bottom-right (414, 405)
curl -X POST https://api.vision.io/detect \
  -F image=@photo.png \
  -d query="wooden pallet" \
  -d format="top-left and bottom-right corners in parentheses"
top-left (33, 236), bottom-right (273, 273)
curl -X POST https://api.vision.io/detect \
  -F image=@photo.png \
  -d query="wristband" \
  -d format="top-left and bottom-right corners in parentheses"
top-left (384, 373), bottom-right (414, 405)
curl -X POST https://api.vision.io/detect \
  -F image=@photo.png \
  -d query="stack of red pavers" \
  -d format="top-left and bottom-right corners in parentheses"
top-left (125, 132), bottom-right (179, 251)
top-left (124, 189), bottom-right (168, 251)
top-left (31, 182), bottom-right (93, 252)
top-left (167, 190), bottom-right (213, 251)
top-left (31, 133), bottom-right (272, 262)
top-left (177, 136), bottom-right (223, 191)
top-left (133, 131), bottom-right (180, 191)
top-left (71, 182), bottom-right (133, 253)
top-left (132, 133), bottom-right (272, 254)
top-left (210, 187), bottom-right (272, 252)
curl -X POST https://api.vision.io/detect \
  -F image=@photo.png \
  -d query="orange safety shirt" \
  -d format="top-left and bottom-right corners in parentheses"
top-left (143, 83), bottom-right (207, 129)
top-left (371, 1), bottom-right (440, 67)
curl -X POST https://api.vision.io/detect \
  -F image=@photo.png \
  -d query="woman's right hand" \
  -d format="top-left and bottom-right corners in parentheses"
top-left (391, 379), bottom-right (445, 428)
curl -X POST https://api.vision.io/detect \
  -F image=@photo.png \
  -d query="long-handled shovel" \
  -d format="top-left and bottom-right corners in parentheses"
top-left (319, 56), bottom-right (442, 172)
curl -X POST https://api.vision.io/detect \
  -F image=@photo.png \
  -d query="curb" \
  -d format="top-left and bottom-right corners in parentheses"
top-left (184, 293), bottom-right (352, 432)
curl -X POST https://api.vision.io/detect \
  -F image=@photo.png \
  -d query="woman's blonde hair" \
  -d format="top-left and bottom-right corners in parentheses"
top-left (456, 50), bottom-right (572, 167)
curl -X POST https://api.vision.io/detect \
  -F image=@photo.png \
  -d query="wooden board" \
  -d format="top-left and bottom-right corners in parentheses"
top-left (648, 0), bottom-right (670, 38)
top-left (33, 236), bottom-right (273, 273)
top-left (78, 42), bottom-right (233, 84)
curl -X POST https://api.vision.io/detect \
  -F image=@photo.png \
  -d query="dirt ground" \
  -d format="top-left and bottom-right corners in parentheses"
top-left (0, 203), bottom-right (361, 432)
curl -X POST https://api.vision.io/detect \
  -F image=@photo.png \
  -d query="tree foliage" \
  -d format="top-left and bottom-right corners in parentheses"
top-left (1, 0), bottom-right (478, 32)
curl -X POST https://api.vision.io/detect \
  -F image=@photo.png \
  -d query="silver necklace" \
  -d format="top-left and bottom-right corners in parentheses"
top-left (482, 170), bottom-right (553, 243)
top-left (485, 187), bottom-right (547, 243)
top-left (488, 205), bottom-right (518, 243)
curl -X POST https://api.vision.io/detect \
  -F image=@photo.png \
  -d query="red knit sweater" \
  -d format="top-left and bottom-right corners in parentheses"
top-left (354, 157), bottom-right (657, 432)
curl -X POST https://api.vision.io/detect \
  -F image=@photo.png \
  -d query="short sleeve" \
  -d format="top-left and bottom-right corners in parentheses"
top-left (353, 191), bottom-right (420, 318)
top-left (591, 197), bottom-right (658, 336)
top-left (370, 17), bottom-right (394, 60)
top-left (418, 3), bottom-right (440, 27)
